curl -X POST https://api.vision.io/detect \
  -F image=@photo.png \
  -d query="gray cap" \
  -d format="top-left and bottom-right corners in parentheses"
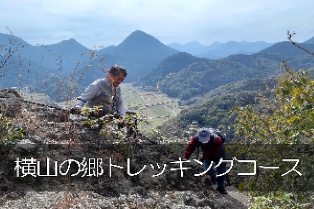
top-left (198, 128), bottom-right (210, 142)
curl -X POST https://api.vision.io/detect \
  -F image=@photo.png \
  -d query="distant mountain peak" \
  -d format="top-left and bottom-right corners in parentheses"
top-left (50, 38), bottom-right (87, 49)
top-left (116, 30), bottom-right (178, 55)
top-left (120, 30), bottom-right (160, 44)
top-left (111, 30), bottom-right (178, 60)
top-left (132, 30), bottom-right (147, 35)
top-left (60, 38), bottom-right (78, 44)
top-left (185, 41), bottom-right (203, 47)
top-left (209, 41), bottom-right (223, 47)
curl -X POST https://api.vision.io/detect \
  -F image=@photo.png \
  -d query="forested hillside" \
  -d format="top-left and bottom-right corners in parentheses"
top-left (137, 52), bottom-right (209, 87)
top-left (259, 41), bottom-right (314, 55)
top-left (158, 39), bottom-right (314, 151)
top-left (137, 51), bottom-right (314, 103)
top-left (158, 76), bottom-right (273, 140)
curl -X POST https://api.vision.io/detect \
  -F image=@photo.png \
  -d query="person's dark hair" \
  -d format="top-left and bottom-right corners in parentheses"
top-left (109, 64), bottom-right (127, 77)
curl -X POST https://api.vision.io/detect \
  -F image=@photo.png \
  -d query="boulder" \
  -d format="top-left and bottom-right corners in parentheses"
top-left (0, 89), bottom-right (23, 118)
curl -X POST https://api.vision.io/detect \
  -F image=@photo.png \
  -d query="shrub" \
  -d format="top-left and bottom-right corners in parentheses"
top-left (0, 111), bottom-right (24, 152)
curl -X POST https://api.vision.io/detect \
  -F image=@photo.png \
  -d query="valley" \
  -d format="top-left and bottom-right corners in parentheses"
top-left (120, 83), bottom-right (185, 130)
top-left (22, 83), bottom-right (185, 130)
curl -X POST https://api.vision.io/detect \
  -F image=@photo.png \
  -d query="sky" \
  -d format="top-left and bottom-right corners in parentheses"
top-left (1, 0), bottom-right (314, 49)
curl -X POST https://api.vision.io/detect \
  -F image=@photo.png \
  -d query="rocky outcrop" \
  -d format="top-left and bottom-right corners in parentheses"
top-left (0, 102), bottom-right (250, 208)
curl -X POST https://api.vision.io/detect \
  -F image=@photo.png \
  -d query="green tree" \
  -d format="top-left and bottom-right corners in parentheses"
top-left (234, 62), bottom-right (314, 144)
top-left (232, 38), bottom-right (314, 208)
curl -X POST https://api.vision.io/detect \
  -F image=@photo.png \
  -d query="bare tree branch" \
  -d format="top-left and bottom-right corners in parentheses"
top-left (287, 31), bottom-right (314, 56)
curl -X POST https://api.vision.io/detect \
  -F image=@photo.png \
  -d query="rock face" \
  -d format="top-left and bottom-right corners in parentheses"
top-left (0, 89), bottom-right (23, 118)
top-left (0, 101), bottom-right (250, 208)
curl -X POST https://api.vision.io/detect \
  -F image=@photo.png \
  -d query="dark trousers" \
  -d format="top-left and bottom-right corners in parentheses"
top-left (203, 153), bottom-right (227, 190)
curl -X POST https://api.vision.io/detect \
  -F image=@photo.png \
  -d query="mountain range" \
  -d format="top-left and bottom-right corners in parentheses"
top-left (138, 46), bottom-right (314, 101)
top-left (167, 40), bottom-right (274, 59)
top-left (1, 30), bottom-right (314, 102)
top-left (0, 30), bottom-right (275, 85)
top-left (0, 34), bottom-right (90, 76)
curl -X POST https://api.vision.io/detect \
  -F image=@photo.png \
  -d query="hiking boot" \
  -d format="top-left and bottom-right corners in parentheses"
top-left (217, 188), bottom-right (228, 195)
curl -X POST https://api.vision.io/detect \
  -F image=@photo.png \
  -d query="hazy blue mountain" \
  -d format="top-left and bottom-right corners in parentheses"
top-left (197, 41), bottom-right (274, 59)
top-left (19, 38), bottom-right (90, 75)
top-left (0, 33), bottom-right (55, 88)
top-left (97, 45), bottom-right (117, 54)
top-left (0, 33), bottom-right (29, 47)
top-left (258, 41), bottom-right (314, 56)
top-left (167, 41), bottom-right (209, 55)
top-left (0, 33), bottom-right (90, 76)
top-left (167, 40), bottom-right (274, 59)
top-left (0, 52), bottom-right (54, 89)
top-left (97, 30), bottom-right (178, 60)
top-left (44, 38), bottom-right (90, 68)
top-left (1, 31), bottom-right (179, 91)
top-left (78, 30), bottom-right (179, 86)
top-left (303, 36), bottom-right (314, 44)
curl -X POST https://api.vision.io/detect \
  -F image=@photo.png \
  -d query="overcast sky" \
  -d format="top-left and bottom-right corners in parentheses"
top-left (1, 0), bottom-right (314, 49)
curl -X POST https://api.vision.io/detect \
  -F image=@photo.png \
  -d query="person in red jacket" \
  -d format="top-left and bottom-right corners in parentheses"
top-left (184, 127), bottom-right (228, 194)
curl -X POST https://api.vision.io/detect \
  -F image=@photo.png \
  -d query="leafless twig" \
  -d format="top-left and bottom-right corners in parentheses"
top-left (287, 31), bottom-right (314, 56)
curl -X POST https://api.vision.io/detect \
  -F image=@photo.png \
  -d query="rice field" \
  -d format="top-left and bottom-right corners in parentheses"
top-left (121, 83), bottom-right (181, 129)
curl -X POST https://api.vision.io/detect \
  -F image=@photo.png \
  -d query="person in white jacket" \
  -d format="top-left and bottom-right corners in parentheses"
top-left (72, 64), bottom-right (127, 119)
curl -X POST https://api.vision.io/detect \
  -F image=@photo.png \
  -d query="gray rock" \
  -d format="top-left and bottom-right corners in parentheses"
top-left (12, 139), bottom-right (38, 153)
top-left (0, 89), bottom-right (22, 118)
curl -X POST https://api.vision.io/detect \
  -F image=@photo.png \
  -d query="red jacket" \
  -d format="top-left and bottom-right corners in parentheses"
top-left (184, 135), bottom-right (223, 162)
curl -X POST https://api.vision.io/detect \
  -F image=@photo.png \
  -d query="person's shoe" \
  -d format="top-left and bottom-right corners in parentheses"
top-left (217, 188), bottom-right (228, 195)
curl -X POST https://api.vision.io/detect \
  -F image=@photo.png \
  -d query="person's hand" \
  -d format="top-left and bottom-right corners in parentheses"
top-left (188, 159), bottom-right (201, 168)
